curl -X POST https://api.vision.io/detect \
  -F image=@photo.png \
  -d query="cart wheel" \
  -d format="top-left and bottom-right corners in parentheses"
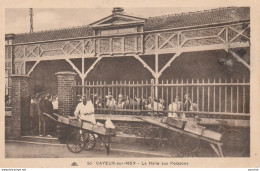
top-left (144, 127), bottom-right (161, 151)
top-left (222, 129), bottom-right (247, 157)
top-left (67, 131), bottom-right (84, 153)
top-left (175, 134), bottom-right (200, 155)
top-left (82, 132), bottom-right (96, 151)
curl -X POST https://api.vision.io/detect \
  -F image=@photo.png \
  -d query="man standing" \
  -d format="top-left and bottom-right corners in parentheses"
top-left (74, 95), bottom-right (96, 124)
top-left (168, 96), bottom-right (182, 117)
top-left (52, 95), bottom-right (58, 114)
top-left (43, 94), bottom-right (54, 137)
top-left (184, 94), bottom-right (192, 111)
top-left (37, 92), bottom-right (46, 136)
top-left (30, 96), bottom-right (38, 135)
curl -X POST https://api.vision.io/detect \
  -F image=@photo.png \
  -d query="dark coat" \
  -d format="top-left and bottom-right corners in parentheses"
top-left (43, 99), bottom-right (53, 115)
top-left (37, 97), bottom-right (45, 117)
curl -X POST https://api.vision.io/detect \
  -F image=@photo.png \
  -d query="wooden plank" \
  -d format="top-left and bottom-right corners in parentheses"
top-left (136, 116), bottom-right (223, 145)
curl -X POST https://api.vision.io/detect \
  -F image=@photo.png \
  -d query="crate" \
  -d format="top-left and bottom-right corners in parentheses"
top-left (202, 129), bottom-right (222, 141)
top-left (166, 117), bottom-right (187, 129)
top-left (69, 119), bottom-right (83, 128)
top-left (184, 122), bottom-right (205, 135)
top-left (58, 116), bottom-right (69, 124)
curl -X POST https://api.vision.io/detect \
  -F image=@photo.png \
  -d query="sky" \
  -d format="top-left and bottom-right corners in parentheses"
top-left (5, 7), bottom-right (216, 34)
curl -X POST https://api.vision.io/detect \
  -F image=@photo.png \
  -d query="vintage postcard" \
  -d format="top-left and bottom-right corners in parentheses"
top-left (1, 0), bottom-right (260, 168)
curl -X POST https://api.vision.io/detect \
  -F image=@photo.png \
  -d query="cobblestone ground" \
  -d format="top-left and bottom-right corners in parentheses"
top-left (5, 137), bottom-right (249, 158)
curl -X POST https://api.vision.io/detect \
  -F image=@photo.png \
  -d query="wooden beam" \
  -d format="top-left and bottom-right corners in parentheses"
top-left (82, 57), bottom-right (85, 95)
top-left (158, 52), bottom-right (181, 76)
top-left (68, 41), bottom-right (82, 55)
top-left (144, 41), bottom-right (250, 55)
top-left (228, 49), bottom-right (250, 70)
top-left (65, 58), bottom-right (83, 77)
top-left (25, 54), bottom-right (96, 62)
top-left (209, 143), bottom-right (221, 157)
top-left (155, 53), bottom-right (159, 98)
top-left (83, 57), bottom-right (102, 78)
top-left (229, 25), bottom-right (250, 42)
top-left (133, 55), bottom-right (156, 77)
top-left (27, 60), bottom-right (40, 75)
top-left (158, 34), bottom-right (177, 49)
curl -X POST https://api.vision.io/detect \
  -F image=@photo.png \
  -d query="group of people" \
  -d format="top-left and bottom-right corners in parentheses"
top-left (29, 93), bottom-right (58, 137)
top-left (27, 91), bottom-right (197, 136)
top-left (86, 92), bottom-right (198, 116)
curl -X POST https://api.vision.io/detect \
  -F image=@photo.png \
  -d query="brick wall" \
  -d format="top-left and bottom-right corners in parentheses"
top-left (96, 119), bottom-right (157, 137)
top-left (113, 121), bottom-right (157, 136)
top-left (6, 75), bottom-right (29, 139)
top-left (55, 71), bottom-right (77, 116)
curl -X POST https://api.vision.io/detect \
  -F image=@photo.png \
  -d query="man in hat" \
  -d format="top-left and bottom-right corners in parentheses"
top-left (168, 96), bottom-right (182, 117)
top-left (74, 95), bottom-right (96, 124)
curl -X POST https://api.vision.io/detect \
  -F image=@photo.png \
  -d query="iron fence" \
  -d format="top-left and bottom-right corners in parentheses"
top-left (73, 78), bottom-right (250, 117)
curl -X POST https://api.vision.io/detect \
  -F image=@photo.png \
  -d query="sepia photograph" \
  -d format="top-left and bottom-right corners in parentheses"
top-left (2, 0), bottom-right (260, 168)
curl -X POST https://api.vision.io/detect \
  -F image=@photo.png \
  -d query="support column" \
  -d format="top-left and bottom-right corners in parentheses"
top-left (155, 53), bottom-right (159, 99)
top-left (55, 71), bottom-right (77, 116)
top-left (6, 75), bottom-right (29, 139)
top-left (82, 57), bottom-right (85, 95)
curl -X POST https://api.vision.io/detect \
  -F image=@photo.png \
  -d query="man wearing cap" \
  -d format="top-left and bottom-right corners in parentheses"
top-left (74, 95), bottom-right (96, 124)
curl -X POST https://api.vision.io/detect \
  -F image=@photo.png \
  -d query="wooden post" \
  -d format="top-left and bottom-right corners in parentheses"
top-left (151, 79), bottom-right (155, 113)
top-left (82, 57), bottom-right (85, 95)
top-left (155, 53), bottom-right (159, 99)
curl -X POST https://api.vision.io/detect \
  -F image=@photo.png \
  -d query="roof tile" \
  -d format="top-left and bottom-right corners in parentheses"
top-left (12, 7), bottom-right (249, 44)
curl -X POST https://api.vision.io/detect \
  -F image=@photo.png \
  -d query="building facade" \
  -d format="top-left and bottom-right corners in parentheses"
top-left (5, 7), bottom-right (250, 139)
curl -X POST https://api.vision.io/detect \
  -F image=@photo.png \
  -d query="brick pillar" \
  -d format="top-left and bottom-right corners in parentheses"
top-left (6, 75), bottom-right (29, 139)
top-left (55, 71), bottom-right (77, 116)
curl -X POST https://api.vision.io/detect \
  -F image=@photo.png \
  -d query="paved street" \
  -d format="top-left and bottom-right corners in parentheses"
top-left (5, 140), bottom-right (171, 158)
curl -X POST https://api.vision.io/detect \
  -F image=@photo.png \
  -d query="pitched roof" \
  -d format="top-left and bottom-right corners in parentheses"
top-left (13, 26), bottom-right (93, 44)
top-left (144, 7), bottom-right (250, 31)
top-left (12, 7), bottom-right (249, 44)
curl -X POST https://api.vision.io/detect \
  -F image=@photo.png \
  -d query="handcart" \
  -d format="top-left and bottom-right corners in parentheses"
top-left (137, 116), bottom-right (224, 157)
top-left (43, 113), bottom-right (116, 155)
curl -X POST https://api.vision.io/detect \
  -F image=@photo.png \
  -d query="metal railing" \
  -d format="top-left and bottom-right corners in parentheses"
top-left (73, 78), bottom-right (250, 117)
